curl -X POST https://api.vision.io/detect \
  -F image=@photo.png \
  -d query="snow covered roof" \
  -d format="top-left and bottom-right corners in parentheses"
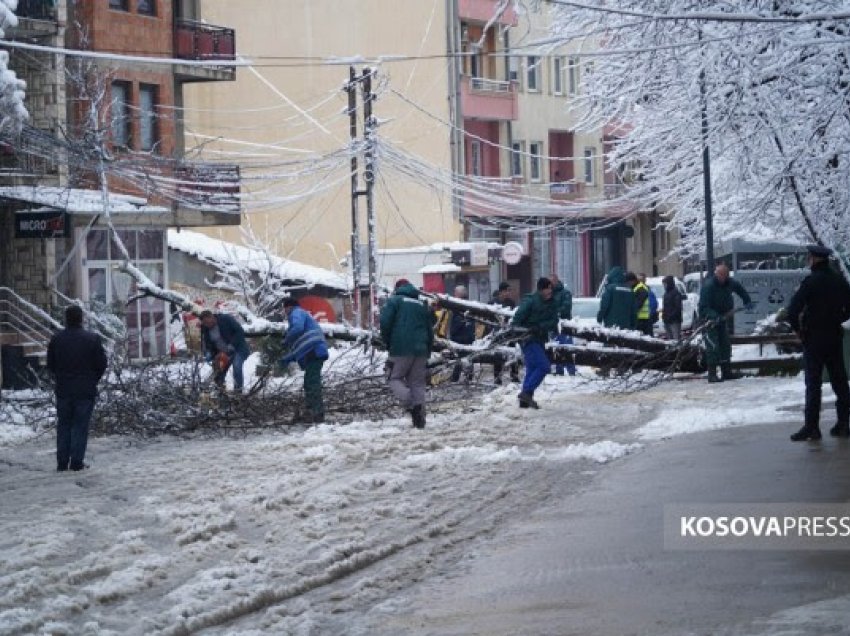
top-left (168, 230), bottom-right (350, 292)
top-left (0, 186), bottom-right (169, 214)
top-left (418, 263), bottom-right (461, 274)
top-left (378, 241), bottom-right (502, 255)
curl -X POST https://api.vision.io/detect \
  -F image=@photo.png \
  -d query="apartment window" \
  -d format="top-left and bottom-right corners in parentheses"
top-left (470, 141), bottom-right (482, 176)
top-left (110, 81), bottom-right (131, 149)
top-left (584, 147), bottom-right (594, 184)
top-left (109, 0), bottom-right (129, 10)
top-left (568, 56), bottom-right (580, 95)
top-left (139, 84), bottom-right (158, 152)
top-left (529, 142), bottom-right (542, 182)
top-left (511, 142), bottom-right (524, 178)
top-left (509, 56), bottom-right (519, 84)
top-left (526, 56), bottom-right (540, 92)
top-left (553, 56), bottom-right (564, 95)
top-left (137, 0), bottom-right (156, 15)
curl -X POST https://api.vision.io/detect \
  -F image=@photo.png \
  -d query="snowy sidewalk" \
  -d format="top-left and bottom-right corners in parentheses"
top-left (0, 373), bottom-right (821, 635)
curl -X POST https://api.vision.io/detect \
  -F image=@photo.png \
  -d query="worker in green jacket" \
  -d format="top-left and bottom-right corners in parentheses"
top-left (597, 266), bottom-right (636, 330)
top-left (551, 274), bottom-right (576, 376)
top-left (698, 262), bottom-right (753, 383)
top-left (512, 277), bottom-right (560, 408)
top-left (379, 279), bottom-right (434, 428)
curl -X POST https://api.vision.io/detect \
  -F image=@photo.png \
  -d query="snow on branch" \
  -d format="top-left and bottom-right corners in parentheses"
top-left (546, 0), bottom-right (850, 268)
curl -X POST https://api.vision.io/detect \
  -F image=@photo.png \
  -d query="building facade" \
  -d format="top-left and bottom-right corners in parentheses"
top-left (0, 0), bottom-right (240, 364)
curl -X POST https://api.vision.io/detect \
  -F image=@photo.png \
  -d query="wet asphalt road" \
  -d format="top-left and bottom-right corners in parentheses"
top-left (379, 422), bottom-right (850, 635)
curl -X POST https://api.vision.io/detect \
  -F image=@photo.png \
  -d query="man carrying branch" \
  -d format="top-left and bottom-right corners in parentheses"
top-left (698, 263), bottom-right (753, 383)
top-left (512, 277), bottom-right (559, 409)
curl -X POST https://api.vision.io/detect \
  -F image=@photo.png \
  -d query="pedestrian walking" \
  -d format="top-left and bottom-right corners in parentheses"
top-left (627, 272), bottom-right (653, 336)
top-left (491, 282), bottom-right (520, 385)
top-left (47, 305), bottom-right (107, 472)
top-left (597, 266), bottom-right (636, 330)
top-left (551, 273), bottom-right (576, 376)
top-left (199, 310), bottom-right (251, 393)
top-left (380, 279), bottom-right (434, 428)
top-left (698, 263), bottom-right (753, 383)
top-left (512, 277), bottom-right (560, 408)
top-left (785, 245), bottom-right (850, 441)
top-left (280, 298), bottom-right (329, 423)
top-left (662, 275), bottom-right (684, 341)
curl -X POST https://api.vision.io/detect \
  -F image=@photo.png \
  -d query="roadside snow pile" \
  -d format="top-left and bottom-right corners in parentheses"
top-left (636, 377), bottom-right (804, 440)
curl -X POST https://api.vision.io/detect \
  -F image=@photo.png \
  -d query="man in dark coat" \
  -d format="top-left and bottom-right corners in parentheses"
top-left (491, 282), bottom-right (520, 385)
top-left (785, 245), bottom-right (850, 441)
top-left (551, 274), bottom-right (576, 376)
top-left (380, 279), bottom-right (434, 428)
top-left (199, 310), bottom-right (251, 393)
top-left (447, 285), bottom-right (476, 382)
top-left (280, 298), bottom-right (329, 423)
top-left (662, 275), bottom-right (684, 341)
top-left (512, 277), bottom-right (560, 408)
top-left (597, 266), bottom-right (636, 330)
top-left (699, 263), bottom-right (753, 382)
top-left (47, 305), bottom-right (107, 471)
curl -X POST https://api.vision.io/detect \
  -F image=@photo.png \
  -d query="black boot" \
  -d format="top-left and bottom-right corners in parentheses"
top-left (518, 392), bottom-right (540, 409)
top-left (411, 404), bottom-right (425, 429)
top-left (707, 366), bottom-right (722, 383)
top-left (790, 424), bottom-right (822, 442)
top-left (829, 422), bottom-right (850, 438)
top-left (721, 363), bottom-right (743, 381)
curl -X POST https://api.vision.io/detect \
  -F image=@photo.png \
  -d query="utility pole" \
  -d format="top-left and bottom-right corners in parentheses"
top-left (345, 67), bottom-right (379, 331)
top-left (698, 31), bottom-right (715, 272)
top-left (346, 66), bottom-right (362, 328)
top-left (362, 67), bottom-right (378, 329)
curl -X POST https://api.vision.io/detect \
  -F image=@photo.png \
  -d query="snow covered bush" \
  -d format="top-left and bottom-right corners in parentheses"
top-left (0, 0), bottom-right (28, 136)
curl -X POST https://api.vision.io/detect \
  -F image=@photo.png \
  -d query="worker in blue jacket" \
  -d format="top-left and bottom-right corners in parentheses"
top-left (280, 298), bottom-right (329, 423)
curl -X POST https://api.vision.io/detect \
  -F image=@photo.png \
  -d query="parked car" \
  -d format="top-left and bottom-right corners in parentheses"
top-left (645, 276), bottom-right (698, 336)
top-left (571, 296), bottom-right (601, 325)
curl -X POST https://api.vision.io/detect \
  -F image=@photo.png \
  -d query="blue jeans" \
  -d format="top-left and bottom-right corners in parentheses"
top-left (56, 396), bottom-right (95, 470)
top-left (554, 333), bottom-right (577, 376)
top-left (521, 341), bottom-right (549, 395)
top-left (215, 349), bottom-right (247, 390)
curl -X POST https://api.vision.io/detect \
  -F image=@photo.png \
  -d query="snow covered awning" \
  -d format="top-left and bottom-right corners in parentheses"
top-left (418, 263), bottom-right (461, 274)
top-left (0, 186), bottom-right (170, 215)
top-left (168, 230), bottom-right (350, 292)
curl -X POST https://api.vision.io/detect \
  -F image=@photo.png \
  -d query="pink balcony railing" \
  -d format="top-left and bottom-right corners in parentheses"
top-left (460, 75), bottom-right (518, 121)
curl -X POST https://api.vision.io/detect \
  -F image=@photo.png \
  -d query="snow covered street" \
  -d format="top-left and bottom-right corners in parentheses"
top-left (0, 373), bottom-right (811, 634)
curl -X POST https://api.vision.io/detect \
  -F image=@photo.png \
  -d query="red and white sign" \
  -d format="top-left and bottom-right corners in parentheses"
top-left (502, 241), bottom-right (524, 265)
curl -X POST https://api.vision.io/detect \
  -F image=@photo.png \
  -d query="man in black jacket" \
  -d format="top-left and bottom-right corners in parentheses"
top-left (786, 245), bottom-right (850, 441)
top-left (47, 305), bottom-right (108, 471)
top-left (448, 285), bottom-right (476, 382)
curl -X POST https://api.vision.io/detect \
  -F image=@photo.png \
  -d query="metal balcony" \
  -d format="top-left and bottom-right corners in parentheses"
top-left (174, 163), bottom-right (241, 226)
top-left (460, 75), bottom-right (518, 121)
top-left (549, 181), bottom-right (586, 201)
top-left (173, 18), bottom-right (236, 82)
top-left (7, 0), bottom-right (59, 39)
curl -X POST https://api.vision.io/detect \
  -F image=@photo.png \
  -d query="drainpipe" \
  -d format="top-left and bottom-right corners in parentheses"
top-left (446, 0), bottom-right (464, 234)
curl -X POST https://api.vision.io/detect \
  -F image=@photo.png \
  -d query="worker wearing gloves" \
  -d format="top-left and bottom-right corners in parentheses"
top-left (280, 298), bottom-right (329, 423)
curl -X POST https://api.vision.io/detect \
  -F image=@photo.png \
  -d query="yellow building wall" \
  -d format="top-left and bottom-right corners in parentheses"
top-left (183, 0), bottom-right (460, 271)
